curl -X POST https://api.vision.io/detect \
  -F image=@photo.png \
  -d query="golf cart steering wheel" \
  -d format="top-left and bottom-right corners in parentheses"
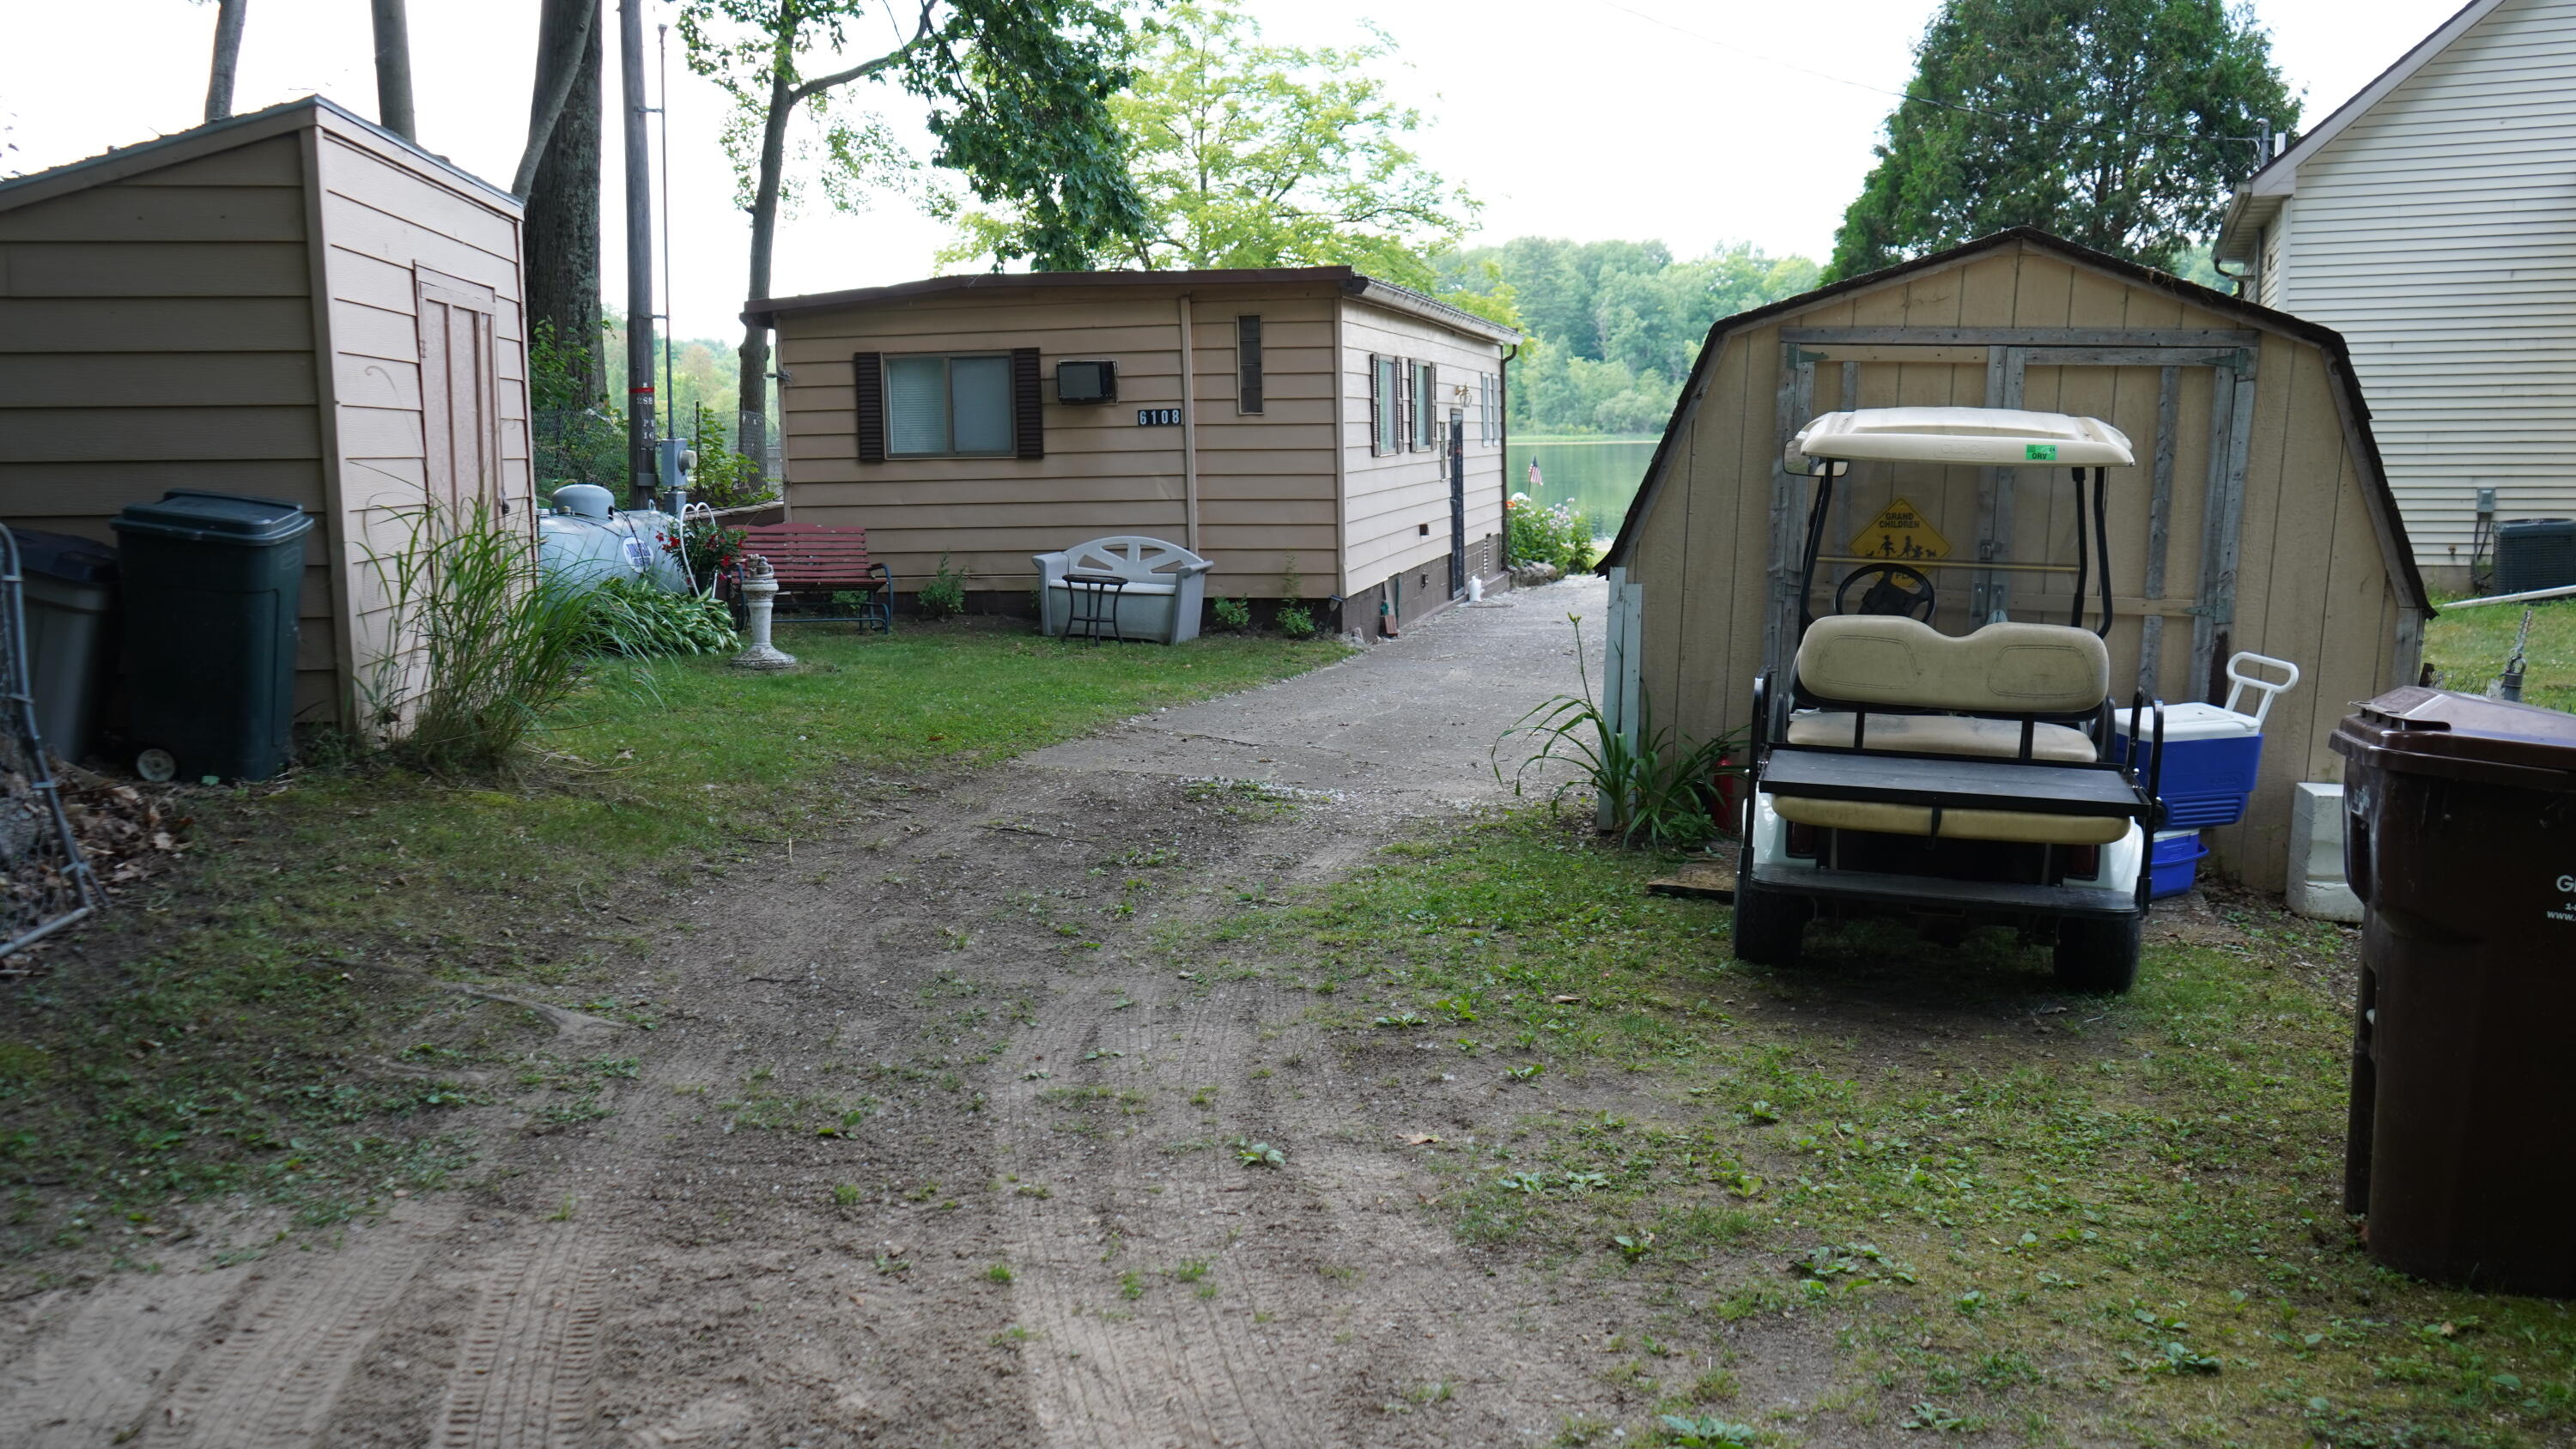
top-left (1834, 562), bottom-right (1937, 621)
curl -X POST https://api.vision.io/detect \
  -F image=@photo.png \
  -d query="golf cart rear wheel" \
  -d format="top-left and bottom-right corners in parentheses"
top-left (2052, 913), bottom-right (2142, 994)
top-left (1731, 882), bottom-right (1807, 966)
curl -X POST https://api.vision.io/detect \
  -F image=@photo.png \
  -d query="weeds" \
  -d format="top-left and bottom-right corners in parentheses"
top-left (1492, 615), bottom-right (1742, 848)
top-left (363, 501), bottom-right (597, 773)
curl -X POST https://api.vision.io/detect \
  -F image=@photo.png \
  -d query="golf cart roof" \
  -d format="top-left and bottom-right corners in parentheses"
top-left (1788, 408), bottom-right (2135, 471)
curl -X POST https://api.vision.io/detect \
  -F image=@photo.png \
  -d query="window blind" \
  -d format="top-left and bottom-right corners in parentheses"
top-left (884, 355), bottom-right (949, 456)
top-left (949, 355), bottom-right (1013, 454)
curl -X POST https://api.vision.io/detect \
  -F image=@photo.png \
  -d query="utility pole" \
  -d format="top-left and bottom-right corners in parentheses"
top-left (370, 0), bottom-right (416, 140)
top-left (619, 0), bottom-right (656, 509)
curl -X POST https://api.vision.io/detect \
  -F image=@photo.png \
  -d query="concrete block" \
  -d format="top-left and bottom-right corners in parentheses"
top-left (2287, 781), bottom-right (2365, 923)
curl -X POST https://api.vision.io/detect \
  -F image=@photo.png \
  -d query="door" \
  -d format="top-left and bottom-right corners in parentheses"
top-left (1447, 411), bottom-right (1467, 597)
top-left (416, 274), bottom-right (501, 518)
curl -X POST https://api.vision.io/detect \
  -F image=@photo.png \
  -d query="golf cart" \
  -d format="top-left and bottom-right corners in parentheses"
top-left (1735, 407), bottom-right (2165, 991)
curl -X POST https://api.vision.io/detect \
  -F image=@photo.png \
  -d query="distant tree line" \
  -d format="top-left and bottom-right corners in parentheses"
top-left (1437, 239), bottom-right (1822, 436)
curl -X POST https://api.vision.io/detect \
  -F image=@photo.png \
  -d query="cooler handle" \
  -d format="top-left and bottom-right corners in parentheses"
top-left (2223, 652), bottom-right (2300, 726)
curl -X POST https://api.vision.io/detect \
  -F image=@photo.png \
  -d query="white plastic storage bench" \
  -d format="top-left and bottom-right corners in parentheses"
top-left (1031, 536), bottom-right (1212, 644)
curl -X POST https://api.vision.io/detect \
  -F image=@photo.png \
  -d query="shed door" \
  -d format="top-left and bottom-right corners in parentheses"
top-left (416, 278), bottom-right (501, 518)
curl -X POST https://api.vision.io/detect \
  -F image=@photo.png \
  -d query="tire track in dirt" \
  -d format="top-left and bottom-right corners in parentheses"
top-left (990, 801), bottom-right (1376, 1449)
top-left (137, 1199), bottom-right (459, 1448)
top-left (429, 1225), bottom-right (607, 1449)
top-left (0, 1267), bottom-right (243, 1448)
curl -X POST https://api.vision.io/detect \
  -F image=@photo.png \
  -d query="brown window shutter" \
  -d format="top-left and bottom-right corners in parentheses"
top-left (1368, 353), bottom-right (1384, 458)
top-left (1012, 347), bottom-right (1043, 459)
top-left (853, 351), bottom-right (885, 464)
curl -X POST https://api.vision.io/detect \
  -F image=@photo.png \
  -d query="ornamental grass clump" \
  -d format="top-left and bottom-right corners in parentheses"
top-left (365, 501), bottom-right (596, 775)
top-left (1492, 615), bottom-right (1743, 849)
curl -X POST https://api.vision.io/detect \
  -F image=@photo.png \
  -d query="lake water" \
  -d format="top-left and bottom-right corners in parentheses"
top-left (1506, 435), bottom-right (1661, 543)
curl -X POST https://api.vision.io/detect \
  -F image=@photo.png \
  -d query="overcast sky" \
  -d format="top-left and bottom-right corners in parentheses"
top-left (5, 0), bottom-right (2459, 340)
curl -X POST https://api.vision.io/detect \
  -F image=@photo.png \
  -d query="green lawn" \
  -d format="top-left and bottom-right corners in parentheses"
top-left (2421, 596), bottom-right (2576, 712)
top-left (0, 623), bottom-right (1347, 1263)
top-left (1206, 815), bottom-right (2576, 1447)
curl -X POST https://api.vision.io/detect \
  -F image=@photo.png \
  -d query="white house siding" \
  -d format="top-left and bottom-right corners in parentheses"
top-left (2257, 208), bottom-right (2288, 312)
top-left (1336, 298), bottom-right (1508, 603)
top-left (2276, 0), bottom-right (2576, 571)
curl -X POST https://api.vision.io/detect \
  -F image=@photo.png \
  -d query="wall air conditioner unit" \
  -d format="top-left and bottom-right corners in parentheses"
top-left (1055, 360), bottom-right (1117, 404)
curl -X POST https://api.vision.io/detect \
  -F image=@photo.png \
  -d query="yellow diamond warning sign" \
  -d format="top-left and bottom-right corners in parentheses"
top-left (1850, 497), bottom-right (1951, 561)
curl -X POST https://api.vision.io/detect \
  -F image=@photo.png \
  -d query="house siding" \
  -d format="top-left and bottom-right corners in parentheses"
top-left (2273, 0), bottom-right (2576, 571)
top-left (1337, 297), bottom-right (1509, 605)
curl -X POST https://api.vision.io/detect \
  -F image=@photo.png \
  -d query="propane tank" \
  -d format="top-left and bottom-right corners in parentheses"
top-left (538, 486), bottom-right (690, 596)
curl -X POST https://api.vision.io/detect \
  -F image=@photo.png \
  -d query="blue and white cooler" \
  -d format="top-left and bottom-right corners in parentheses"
top-left (2113, 653), bottom-right (2301, 898)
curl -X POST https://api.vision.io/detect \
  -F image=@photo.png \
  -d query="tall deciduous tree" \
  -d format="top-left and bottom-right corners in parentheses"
top-left (522, 0), bottom-right (605, 407)
top-left (681, 0), bottom-right (1145, 475)
top-left (1829, 0), bottom-right (2295, 278)
top-left (202, 0), bottom-right (249, 123)
top-left (944, 2), bottom-right (1476, 292)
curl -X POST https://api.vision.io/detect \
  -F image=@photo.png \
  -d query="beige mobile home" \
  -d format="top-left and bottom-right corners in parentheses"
top-left (0, 97), bottom-right (532, 732)
top-left (746, 267), bottom-right (1520, 633)
top-left (1600, 229), bottom-right (2430, 890)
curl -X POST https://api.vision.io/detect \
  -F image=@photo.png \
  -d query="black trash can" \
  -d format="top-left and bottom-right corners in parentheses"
top-left (110, 491), bottom-right (315, 782)
top-left (2332, 687), bottom-right (2576, 1295)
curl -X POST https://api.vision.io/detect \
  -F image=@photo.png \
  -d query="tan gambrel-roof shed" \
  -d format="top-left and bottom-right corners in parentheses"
top-left (1600, 229), bottom-right (2432, 891)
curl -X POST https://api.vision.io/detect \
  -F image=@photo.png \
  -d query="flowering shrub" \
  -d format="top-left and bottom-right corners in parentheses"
top-left (658, 522), bottom-right (747, 590)
top-left (1506, 495), bottom-right (1595, 573)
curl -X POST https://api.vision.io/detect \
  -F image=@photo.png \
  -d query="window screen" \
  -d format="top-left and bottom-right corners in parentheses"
top-left (883, 354), bottom-right (1016, 457)
top-left (1236, 315), bottom-right (1263, 414)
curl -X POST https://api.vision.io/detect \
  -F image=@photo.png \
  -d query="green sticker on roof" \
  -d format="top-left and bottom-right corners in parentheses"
top-left (2025, 443), bottom-right (2058, 461)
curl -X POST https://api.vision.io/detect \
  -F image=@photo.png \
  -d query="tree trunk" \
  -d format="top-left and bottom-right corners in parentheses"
top-left (735, 52), bottom-right (797, 482)
top-left (371, 0), bottom-right (416, 140)
top-left (204, 0), bottom-right (248, 123)
top-left (525, 0), bottom-right (604, 403)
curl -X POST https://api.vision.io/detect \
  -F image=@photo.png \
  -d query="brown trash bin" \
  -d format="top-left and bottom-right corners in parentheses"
top-left (2332, 687), bottom-right (2576, 1295)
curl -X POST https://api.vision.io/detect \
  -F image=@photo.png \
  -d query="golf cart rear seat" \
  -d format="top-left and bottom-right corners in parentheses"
top-left (1775, 615), bottom-right (2124, 845)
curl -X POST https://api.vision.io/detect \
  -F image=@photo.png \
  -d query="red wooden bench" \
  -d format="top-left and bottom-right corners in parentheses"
top-left (722, 521), bottom-right (893, 632)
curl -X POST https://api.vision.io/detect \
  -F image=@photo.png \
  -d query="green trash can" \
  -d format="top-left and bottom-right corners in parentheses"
top-left (110, 491), bottom-right (315, 782)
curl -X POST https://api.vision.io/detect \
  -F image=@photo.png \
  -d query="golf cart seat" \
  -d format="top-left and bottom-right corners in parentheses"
top-left (1775, 615), bottom-right (2124, 844)
top-left (1783, 713), bottom-right (2096, 762)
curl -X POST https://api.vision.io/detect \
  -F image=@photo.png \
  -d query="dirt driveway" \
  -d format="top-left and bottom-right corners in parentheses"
top-left (5, 579), bottom-right (1686, 1448)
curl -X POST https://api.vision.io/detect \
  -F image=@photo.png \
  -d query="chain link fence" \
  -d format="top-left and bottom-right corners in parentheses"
top-left (0, 528), bottom-right (100, 960)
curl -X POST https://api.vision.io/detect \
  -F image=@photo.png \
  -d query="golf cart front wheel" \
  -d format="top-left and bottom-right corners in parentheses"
top-left (1731, 882), bottom-right (1807, 966)
top-left (2053, 913), bottom-right (2142, 994)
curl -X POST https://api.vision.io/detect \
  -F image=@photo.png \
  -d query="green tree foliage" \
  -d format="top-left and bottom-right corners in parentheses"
top-left (1831, 0), bottom-right (2296, 277)
top-left (941, 1), bottom-right (1476, 292)
top-left (683, 0), bottom-right (1146, 475)
top-left (1443, 239), bottom-right (1820, 434)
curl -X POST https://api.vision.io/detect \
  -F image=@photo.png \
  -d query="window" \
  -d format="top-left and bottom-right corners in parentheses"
top-left (1236, 315), bottom-right (1263, 414)
top-left (884, 353), bottom-right (1015, 457)
top-left (1371, 354), bottom-right (1400, 456)
top-left (1410, 361), bottom-right (1437, 451)
top-left (1480, 372), bottom-right (1501, 445)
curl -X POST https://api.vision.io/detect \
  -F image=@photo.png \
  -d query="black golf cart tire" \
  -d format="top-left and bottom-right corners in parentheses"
top-left (2053, 913), bottom-right (2142, 993)
top-left (1731, 881), bottom-right (1807, 966)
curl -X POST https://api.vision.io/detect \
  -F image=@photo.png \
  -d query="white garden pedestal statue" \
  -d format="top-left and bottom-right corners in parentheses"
top-left (731, 555), bottom-right (797, 670)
